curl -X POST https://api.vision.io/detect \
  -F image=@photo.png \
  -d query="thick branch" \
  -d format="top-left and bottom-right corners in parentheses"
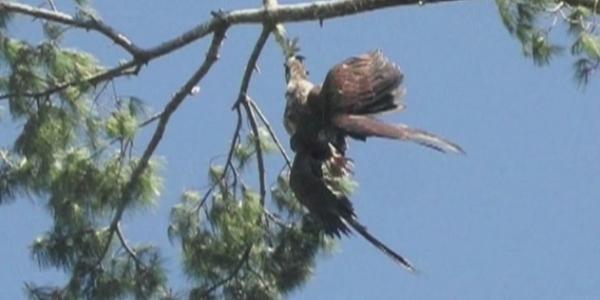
top-left (228, 0), bottom-right (462, 23)
top-left (1, 0), bottom-right (464, 101)
top-left (138, 0), bottom-right (465, 64)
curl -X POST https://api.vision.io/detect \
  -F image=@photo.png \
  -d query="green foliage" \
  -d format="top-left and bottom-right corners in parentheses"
top-left (495, 0), bottom-right (561, 66)
top-left (0, 15), bottom-right (165, 299)
top-left (168, 130), bottom-right (333, 299)
top-left (234, 127), bottom-right (278, 169)
top-left (496, 0), bottom-right (600, 84)
top-left (271, 173), bottom-right (305, 216)
top-left (0, 10), bottom-right (13, 31)
top-left (106, 108), bottom-right (138, 141)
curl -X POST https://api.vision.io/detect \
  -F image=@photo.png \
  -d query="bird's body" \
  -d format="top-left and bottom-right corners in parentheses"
top-left (284, 50), bottom-right (464, 155)
top-left (283, 50), bottom-right (463, 272)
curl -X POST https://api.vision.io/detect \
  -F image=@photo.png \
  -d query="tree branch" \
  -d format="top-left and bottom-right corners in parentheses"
top-left (116, 222), bottom-right (144, 269)
top-left (144, 0), bottom-right (465, 60)
top-left (0, 1), bottom-right (144, 56)
top-left (194, 106), bottom-right (243, 213)
top-left (234, 27), bottom-right (271, 206)
top-left (248, 98), bottom-right (292, 169)
top-left (1, 0), bottom-right (465, 101)
top-left (0, 60), bottom-right (140, 101)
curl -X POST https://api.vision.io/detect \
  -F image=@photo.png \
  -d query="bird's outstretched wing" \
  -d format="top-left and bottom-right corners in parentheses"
top-left (333, 114), bottom-right (465, 154)
top-left (321, 50), bottom-right (405, 116)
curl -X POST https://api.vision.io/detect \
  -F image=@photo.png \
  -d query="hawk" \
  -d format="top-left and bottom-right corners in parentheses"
top-left (284, 50), bottom-right (464, 156)
top-left (284, 50), bottom-right (463, 271)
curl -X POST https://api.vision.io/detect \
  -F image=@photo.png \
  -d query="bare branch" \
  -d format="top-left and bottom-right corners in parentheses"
top-left (235, 27), bottom-right (272, 206)
top-left (229, 0), bottom-right (463, 23)
top-left (45, 0), bottom-right (57, 12)
top-left (116, 222), bottom-right (144, 269)
top-left (1, 0), bottom-right (465, 101)
top-left (0, 1), bottom-right (144, 56)
top-left (137, 0), bottom-right (465, 64)
top-left (138, 112), bottom-right (163, 128)
top-left (194, 106), bottom-right (243, 213)
top-left (248, 98), bottom-right (292, 169)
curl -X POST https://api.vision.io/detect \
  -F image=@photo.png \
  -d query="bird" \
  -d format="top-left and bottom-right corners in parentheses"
top-left (283, 49), bottom-right (463, 272)
top-left (283, 49), bottom-right (464, 157)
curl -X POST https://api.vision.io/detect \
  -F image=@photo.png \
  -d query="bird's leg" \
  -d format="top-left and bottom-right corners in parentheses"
top-left (325, 143), bottom-right (353, 177)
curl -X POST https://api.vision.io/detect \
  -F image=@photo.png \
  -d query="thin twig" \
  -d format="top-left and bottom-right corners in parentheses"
top-left (263, 208), bottom-right (292, 228)
top-left (235, 27), bottom-right (272, 206)
top-left (116, 222), bottom-right (144, 269)
top-left (247, 98), bottom-right (292, 169)
top-left (0, 150), bottom-right (16, 168)
top-left (45, 0), bottom-right (57, 11)
top-left (138, 112), bottom-right (163, 128)
top-left (194, 106), bottom-right (243, 213)
top-left (199, 245), bottom-right (253, 298)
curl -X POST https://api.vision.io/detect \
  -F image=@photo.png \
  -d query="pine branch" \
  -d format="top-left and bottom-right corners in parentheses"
top-left (198, 245), bottom-right (253, 298)
top-left (0, 1), bottom-right (144, 56)
top-left (0, 60), bottom-right (141, 101)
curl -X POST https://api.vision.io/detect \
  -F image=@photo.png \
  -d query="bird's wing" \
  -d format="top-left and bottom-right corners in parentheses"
top-left (289, 151), bottom-right (354, 237)
top-left (333, 114), bottom-right (465, 154)
top-left (346, 217), bottom-right (416, 272)
top-left (321, 50), bottom-right (405, 115)
top-left (290, 151), bottom-right (417, 272)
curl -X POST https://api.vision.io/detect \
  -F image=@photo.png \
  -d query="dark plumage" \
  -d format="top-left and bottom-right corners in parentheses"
top-left (284, 50), bottom-right (463, 272)
top-left (284, 49), bottom-right (464, 155)
top-left (289, 150), bottom-right (415, 271)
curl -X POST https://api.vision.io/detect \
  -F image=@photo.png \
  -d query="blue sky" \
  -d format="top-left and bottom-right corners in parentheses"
top-left (2, 0), bottom-right (600, 299)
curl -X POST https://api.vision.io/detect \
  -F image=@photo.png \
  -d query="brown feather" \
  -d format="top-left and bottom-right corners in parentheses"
top-left (289, 151), bottom-right (416, 271)
top-left (321, 50), bottom-right (405, 115)
top-left (333, 114), bottom-right (465, 154)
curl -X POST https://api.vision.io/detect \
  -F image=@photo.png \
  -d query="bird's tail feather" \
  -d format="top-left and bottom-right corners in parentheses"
top-left (333, 115), bottom-right (465, 154)
top-left (345, 217), bottom-right (416, 272)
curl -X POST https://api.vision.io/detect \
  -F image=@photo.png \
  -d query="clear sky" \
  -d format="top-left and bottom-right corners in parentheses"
top-left (2, 0), bottom-right (600, 299)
